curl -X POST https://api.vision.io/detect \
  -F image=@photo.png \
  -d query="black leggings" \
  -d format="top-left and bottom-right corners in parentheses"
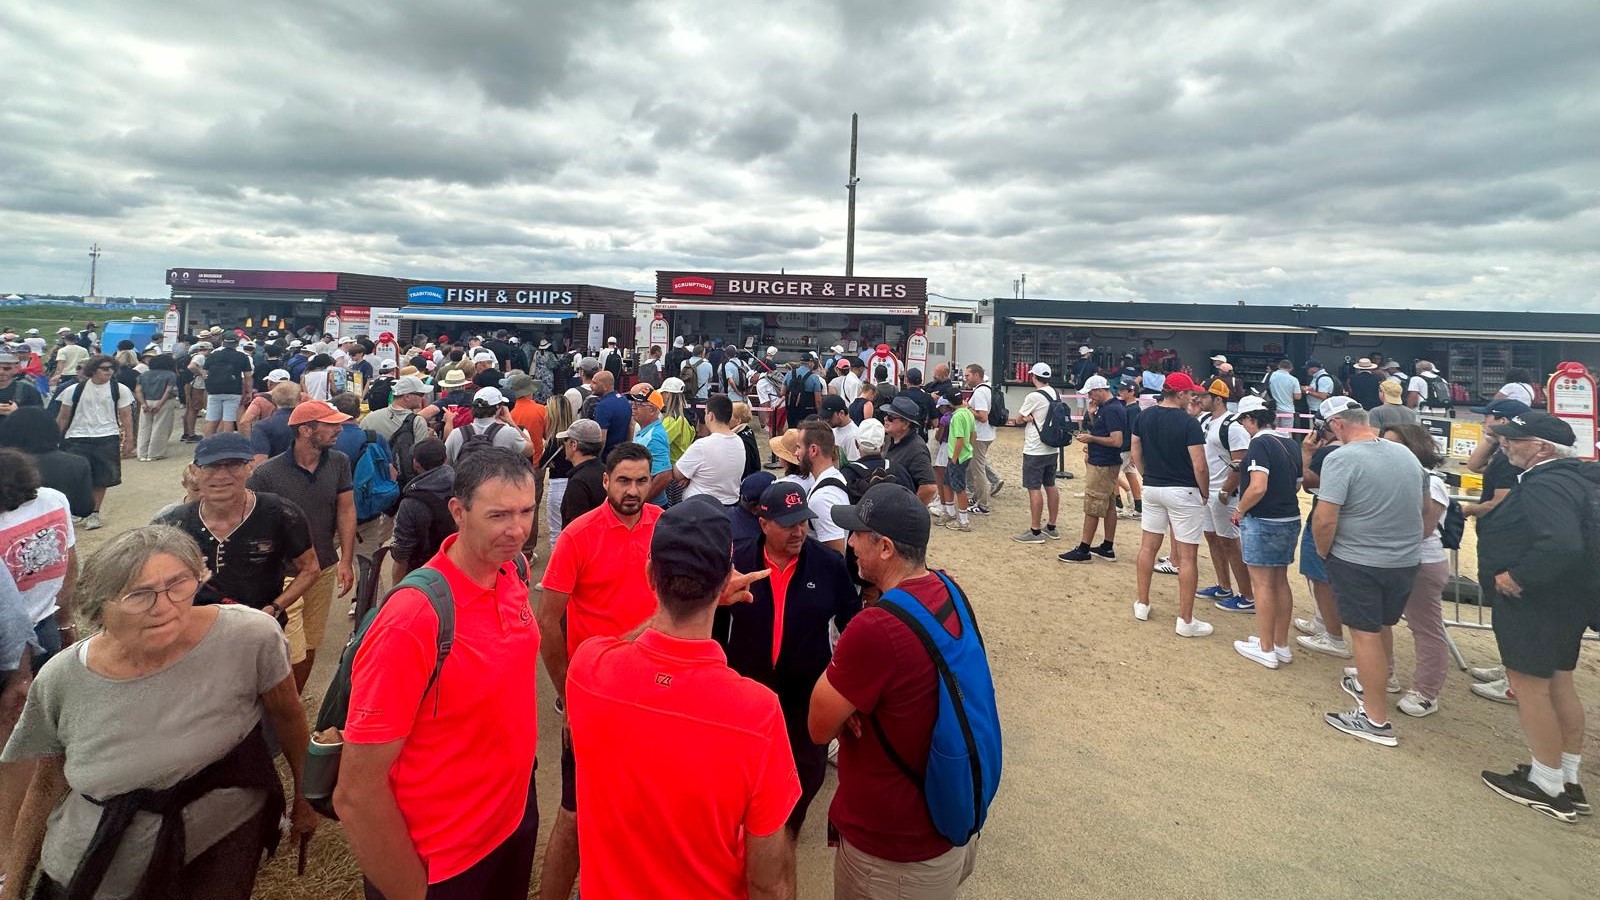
top-left (365, 777), bottom-right (540, 900)
top-left (34, 818), bottom-right (263, 900)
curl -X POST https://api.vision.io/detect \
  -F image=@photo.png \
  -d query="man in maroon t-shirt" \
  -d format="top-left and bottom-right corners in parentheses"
top-left (809, 483), bottom-right (982, 898)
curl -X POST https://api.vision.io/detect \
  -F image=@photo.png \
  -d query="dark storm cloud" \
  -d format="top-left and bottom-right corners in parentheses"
top-left (0, 0), bottom-right (1597, 311)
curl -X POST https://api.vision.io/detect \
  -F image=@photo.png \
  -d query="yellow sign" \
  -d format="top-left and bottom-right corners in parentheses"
top-left (1450, 421), bottom-right (1482, 459)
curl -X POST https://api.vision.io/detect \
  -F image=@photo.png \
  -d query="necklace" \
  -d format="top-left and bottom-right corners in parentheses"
top-left (199, 490), bottom-right (255, 544)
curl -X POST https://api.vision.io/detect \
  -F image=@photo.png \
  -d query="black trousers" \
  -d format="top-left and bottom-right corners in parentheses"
top-left (366, 778), bottom-right (539, 900)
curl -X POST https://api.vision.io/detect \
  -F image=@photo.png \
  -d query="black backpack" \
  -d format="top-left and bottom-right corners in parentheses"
top-left (1425, 375), bottom-right (1453, 407)
top-left (57, 378), bottom-right (123, 429)
top-left (978, 383), bottom-right (1008, 430)
top-left (304, 555), bottom-right (527, 819)
top-left (456, 422), bottom-right (505, 463)
top-left (838, 458), bottom-right (913, 500)
top-left (387, 413), bottom-right (422, 488)
top-left (1030, 389), bottom-right (1074, 447)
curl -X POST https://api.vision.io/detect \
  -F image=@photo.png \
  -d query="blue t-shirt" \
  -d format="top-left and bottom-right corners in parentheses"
top-left (632, 419), bottom-right (672, 503)
top-left (250, 409), bottom-right (295, 459)
top-left (1240, 432), bottom-right (1302, 519)
top-left (1267, 369), bottom-right (1300, 411)
top-left (1133, 404), bottom-right (1204, 488)
top-left (594, 392), bottom-right (634, 456)
top-left (1088, 398), bottom-right (1128, 467)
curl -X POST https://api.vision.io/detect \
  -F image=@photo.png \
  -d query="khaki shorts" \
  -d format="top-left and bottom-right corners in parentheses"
top-left (1083, 463), bottom-right (1120, 518)
top-left (834, 836), bottom-right (979, 900)
top-left (284, 566), bottom-right (337, 663)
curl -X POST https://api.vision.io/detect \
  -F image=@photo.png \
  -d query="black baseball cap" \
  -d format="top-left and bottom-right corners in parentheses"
top-left (1470, 398), bottom-right (1531, 418)
top-left (755, 482), bottom-right (816, 526)
top-left (650, 496), bottom-right (734, 590)
top-left (1492, 411), bottom-right (1576, 446)
top-left (194, 434), bottom-right (255, 466)
top-left (820, 394), bottom-right (849, 416)
top-left (830, 482), bottom-right (931, 549)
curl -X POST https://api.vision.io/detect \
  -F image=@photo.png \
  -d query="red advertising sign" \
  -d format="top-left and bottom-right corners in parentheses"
top-left (656, 270), bottom-right (927, 307)
top-left (1548, 361), bottom-right (1598, 460)
top-left (166, 268), bottom-right (339, 291)
top-left (670, 276), bottom-right (715, 295)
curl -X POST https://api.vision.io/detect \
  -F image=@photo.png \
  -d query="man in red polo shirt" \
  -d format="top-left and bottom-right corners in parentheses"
top-left (536, 441), bottom-right (658, 900)
top-left (568, 496), bottom-right (798, 899)
top-left (810, 482), bottom-right (984, 899)
top-left (336, 447), bottom-right (541, 899)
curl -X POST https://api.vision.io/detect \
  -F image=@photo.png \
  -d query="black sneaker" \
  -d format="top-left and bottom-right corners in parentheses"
top-left (1091, 542), bottom-right (1116, 561)
top-left (1483, 768), bottom-right (1578, 823)
top-left (1058, 544), bottom-right (1093, 563)
top-left (1513, 765), bottom-right (1590, 815)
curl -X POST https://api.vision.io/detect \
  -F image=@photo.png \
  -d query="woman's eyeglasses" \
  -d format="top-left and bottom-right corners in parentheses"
top-left (113, 574), bottom-right (201, 614)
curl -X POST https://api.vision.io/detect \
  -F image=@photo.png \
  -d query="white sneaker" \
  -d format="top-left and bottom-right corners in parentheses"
top-left (1398, 691), bottom-right (1439, 718)
top-left (1343, 666), bottom-right (1402, 694)
top-left (1175, 617), bottom-right (1213, 638)
top-left (1235, 639), bottom-right (1279, 668)
top-left (1296, 632), bottom-right (1352, 659)
top-left (827, 739), bottom-right (840, 765)
top-left (1154, 557), bottom-right (1179, 575)
top-left (83, 513), bottom-right (104, 530)
top-left (1468, 665), bottom-right (1505, 683)
top-left (1470, 677), bottom-right (1518, 705)
top-left (1293, 616), bottom-right (1326, 636)
top-left (1275, 646), bottom-right (1294, 665)
top-left (1133, 601), bottom-right (1151, 621)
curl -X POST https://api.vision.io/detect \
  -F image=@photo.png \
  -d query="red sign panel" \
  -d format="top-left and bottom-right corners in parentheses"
top-left (656, 270), bottom-right (926, 306)
top-left (671, 276), bottom-right (715, 295)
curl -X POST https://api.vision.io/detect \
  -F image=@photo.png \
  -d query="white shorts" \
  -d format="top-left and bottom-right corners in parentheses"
top-left (1206, 492), bottom-right (1239, 539)
top-left (1140, 485), bottom-right (1207, 545)
top-left (1119, 451), bottom-right (1136, 474)
top-left (934, 440), bottom-right (949, 467)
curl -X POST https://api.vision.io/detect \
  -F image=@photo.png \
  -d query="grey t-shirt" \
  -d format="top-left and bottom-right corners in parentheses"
top-left (1317, 438), bottom-right (1427, 568)
top-left (1, 606), bottom-right (289, 899)
top-left (247, 449), bottom-right (354, 568)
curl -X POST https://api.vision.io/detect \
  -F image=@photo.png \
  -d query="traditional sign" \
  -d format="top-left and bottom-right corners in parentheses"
top-left (162, 304), bottom-right (180, 351)
top-left (656, 270), bottom-right (927, 308)
top-left (906, 328), bottom-right (928, 374)
top-left (648, 315), bottom-right (669, 354)
top-left (586, 314), bottom-right (605, 352)
top-left (1449, 420), bottom-right (1482, 460)
top-left (166, 269), bottom-right (338, 291)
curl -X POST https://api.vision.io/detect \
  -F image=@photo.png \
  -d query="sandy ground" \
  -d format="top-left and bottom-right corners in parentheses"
top-left (77, 425), bottom-right (1599, 899)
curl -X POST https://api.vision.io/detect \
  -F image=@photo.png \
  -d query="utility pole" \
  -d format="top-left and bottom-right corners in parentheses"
top-left (845, 113), bottom-right (859, 276)
top-left (88, 243), bottom-right (101, 298)
top-left (1020, 272), bottom-right (1027, 299)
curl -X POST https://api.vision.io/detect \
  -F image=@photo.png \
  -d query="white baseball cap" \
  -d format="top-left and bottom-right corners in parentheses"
top-left (473, 386), bottom-right (507, 405)
top-left (470, 348), bottom-right (497, 362)
top-left (265, 369), bottom-right (292, 383)
top-left (377, 358), bottom-right (397, 371)
top-left (1030, 362), bottom-right (1052, 378)
top-left (1078, 345), bottom-right (1093, 356)
top-left (607, 336), bottom-right (618, 344)
top-left (765, 346), bottom-right (778, 356)
top-left (1317, 396), bottom-right (1364, 421)
top-left (659, 377), bottom-right (686, 394)
top-left (56, 327), bottom-right (71, 334)
top-left (1083, 375), bottom-right (1110, 392)
top-left (26, 328), bottom-right (39, 335)
top-left (1210, 354), bottom-right (1227, 363)
top-left (1237, 396), bottom-right (1269, 414)
top-left (288, 339), bottom-right (303, 349)
top-left (393, 374), bottom-right (428, 396)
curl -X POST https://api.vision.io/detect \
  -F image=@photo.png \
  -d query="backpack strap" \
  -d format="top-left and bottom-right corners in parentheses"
top-left (864, 570), bottom-right (983, 788)
top-left (815, 476), bottom-right (847, 494)
top-left (376, 568), bottom-right (456, 708)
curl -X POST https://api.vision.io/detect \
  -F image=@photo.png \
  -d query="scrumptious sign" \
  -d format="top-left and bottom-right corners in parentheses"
top-left (656, 271), bottom-right (927, 306)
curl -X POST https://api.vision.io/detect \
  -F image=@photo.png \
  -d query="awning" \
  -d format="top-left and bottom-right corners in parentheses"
top-left (1005, 316), bottom-right (1318, 334)
top-left (397, 306), bottom-right (580, 325)
top-left (656, 300), bottom-right (923, 317)
top-left (1330, 325), bottom-right (1600, 343)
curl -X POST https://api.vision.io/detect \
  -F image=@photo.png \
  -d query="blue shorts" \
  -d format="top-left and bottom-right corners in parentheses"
top-left (1242, 517), bottom-right (1299, 568)
top-left (1299, 515), bottom-right (1327, 583)
top-left (205, 393), bottom-right (241, 422)
top-left (944, 457), bottom-right (970, 493)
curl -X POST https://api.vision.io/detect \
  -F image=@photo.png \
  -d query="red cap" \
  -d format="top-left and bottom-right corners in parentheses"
top-left (287, 400), bottom-right (352, 427)
top-left (1164, 372), bottom-right (1198, 392)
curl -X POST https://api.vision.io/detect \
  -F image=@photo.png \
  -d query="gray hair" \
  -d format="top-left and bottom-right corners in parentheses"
top-left (77, 525), bottom-right (207, 627)
top-left (1331, 407), bottom-right (1370, 428)
top-left (1540, 439), bottom-right (1579, 459)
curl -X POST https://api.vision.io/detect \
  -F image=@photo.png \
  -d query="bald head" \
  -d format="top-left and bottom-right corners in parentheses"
top-left (592, 370), bottom-right (615, 393)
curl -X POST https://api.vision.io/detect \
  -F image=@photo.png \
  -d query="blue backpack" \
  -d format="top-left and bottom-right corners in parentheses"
top-left (353, 430), bottom-right (400, 523)
top-left (871, 570), bottom-right (1002, 846)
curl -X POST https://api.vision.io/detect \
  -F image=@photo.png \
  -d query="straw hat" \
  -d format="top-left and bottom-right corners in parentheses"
top-left (771, 429), bottom-right (803, 465)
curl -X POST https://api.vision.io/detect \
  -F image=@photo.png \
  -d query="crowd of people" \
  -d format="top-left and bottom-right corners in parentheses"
top-left (0, 324), bottom-right (1004, 899)
top-left (1027, 350), bottom-right (1597, 825)
top-left (0, 316), bottom-right (1592, 899)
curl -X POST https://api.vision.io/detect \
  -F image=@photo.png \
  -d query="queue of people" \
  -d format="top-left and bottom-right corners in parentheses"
top-left (1040, 357), bottom-right (1596, 825)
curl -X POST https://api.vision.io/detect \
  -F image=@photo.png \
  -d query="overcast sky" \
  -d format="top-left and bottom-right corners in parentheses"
top-left (3, 0), bottom-right (1597, 309)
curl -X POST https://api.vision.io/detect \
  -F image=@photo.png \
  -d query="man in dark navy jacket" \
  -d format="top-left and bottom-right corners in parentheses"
top-left (716, 481), bottom-right (859, 836)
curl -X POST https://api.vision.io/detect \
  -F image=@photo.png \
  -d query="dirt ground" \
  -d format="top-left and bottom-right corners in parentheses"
top-left (78, 426), bottom-right (1599, 899)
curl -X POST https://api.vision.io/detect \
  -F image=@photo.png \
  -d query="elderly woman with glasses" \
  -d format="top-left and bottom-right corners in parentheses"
top-left (0, 526), bottom-right (316, 899)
